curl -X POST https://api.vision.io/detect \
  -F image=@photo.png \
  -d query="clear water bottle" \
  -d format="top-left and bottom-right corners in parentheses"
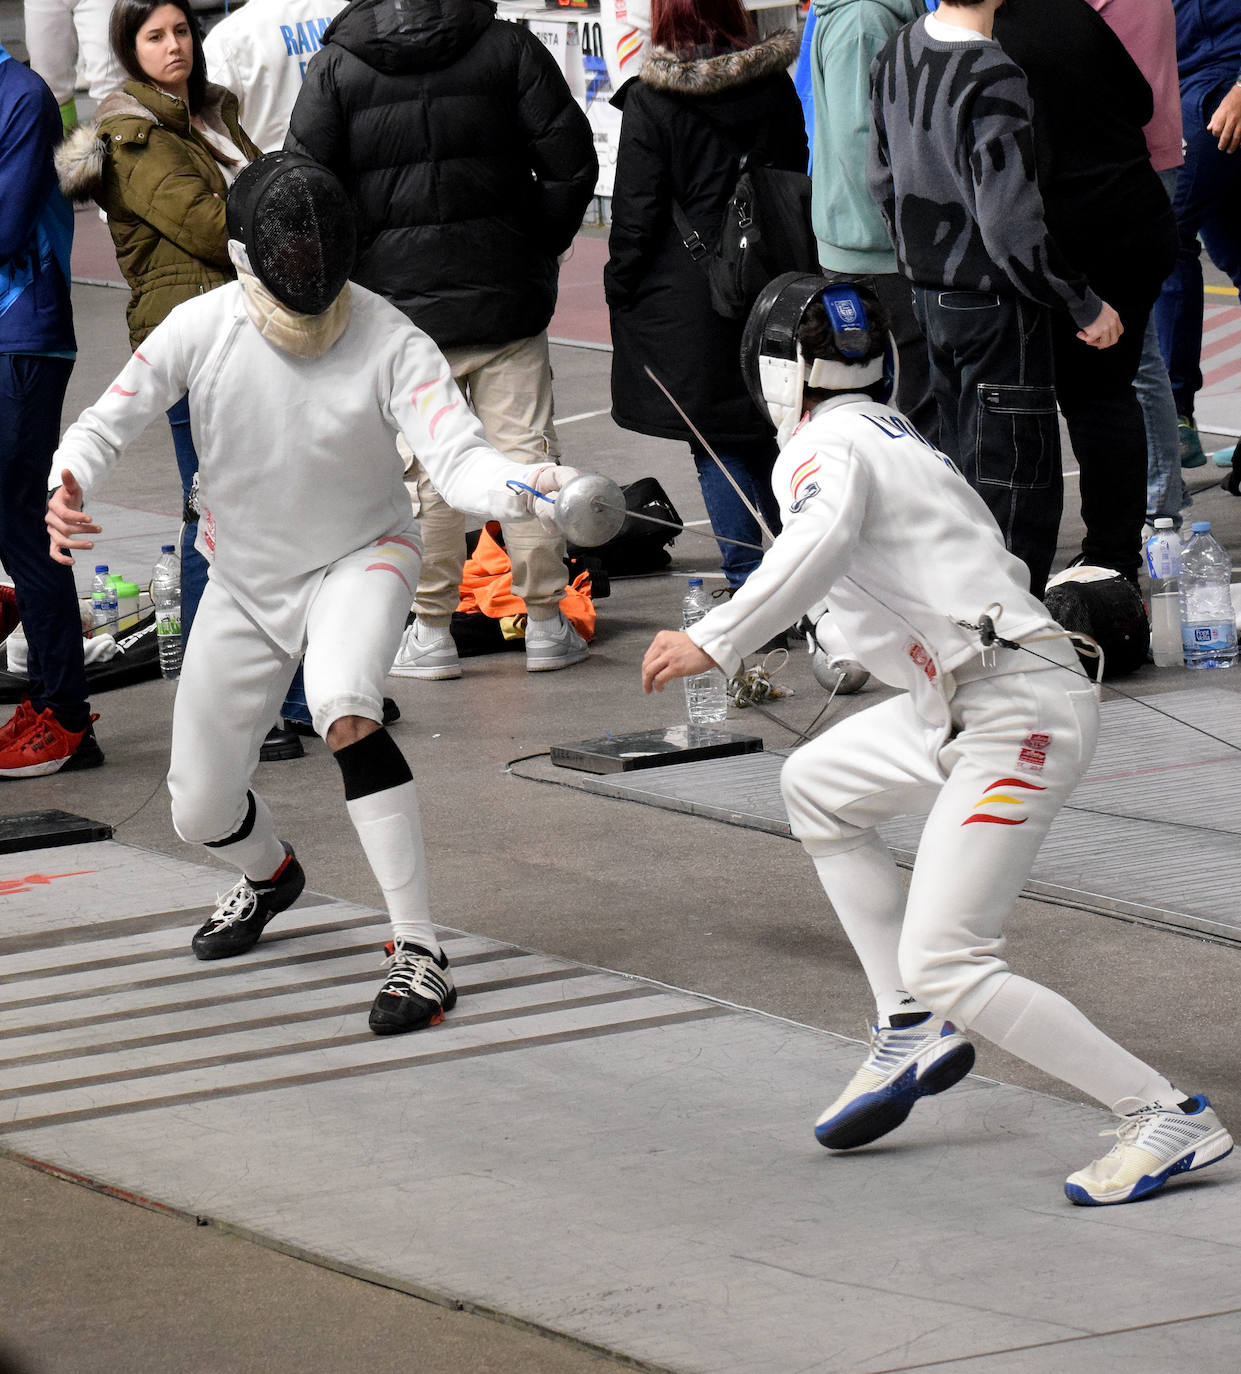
top-left (90, 565), bottom-right (113, 635)
top-left (1144, 518), bottom-right (1182, 668)
top-left (152, 544), bottom-right (183, 680)
top-left (681, 577), bottom-right (728, 725)
top-left (1179, 521), bottom-right (1237, 669)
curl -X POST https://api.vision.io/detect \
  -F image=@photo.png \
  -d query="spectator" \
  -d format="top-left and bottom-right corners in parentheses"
top-left (203, 0), bottom-right (346, 153)
top-left (605, 0), bottom-right (806, 594)
top-left (0, 40), bottom-right (102, 777)
top-left (994, 0), bottom-right (1177, 582)
top-left (807, 0), bottom-right (936, 442)
top-left (1154, 0), bottom-right (1241, 472)
top-left (868, 0), bottom-right (1121, 599)
top-left (1084, 0), bottom-right (1188, 528)
top-left (23, 0), bottom-right (123, 129)
top-left (287, 0), bottom-right (598, 680)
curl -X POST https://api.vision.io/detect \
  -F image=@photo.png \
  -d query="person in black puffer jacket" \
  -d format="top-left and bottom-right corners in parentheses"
top-left (605, 0), bottom-right (807, 592)
top-left (287, 0), bottom-right (598, 679)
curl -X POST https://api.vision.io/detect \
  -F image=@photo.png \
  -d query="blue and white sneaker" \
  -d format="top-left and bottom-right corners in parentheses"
top-left (1065, 1096), bottom-right (1233, 1206)
top-left (814, 1016), bottom-right (975, 1150)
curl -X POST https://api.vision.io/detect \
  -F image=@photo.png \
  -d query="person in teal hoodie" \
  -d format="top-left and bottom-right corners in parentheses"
top-left (808, 0), bottom-right (936, 441)
top-left (0, 42), bottom-right (101, 777)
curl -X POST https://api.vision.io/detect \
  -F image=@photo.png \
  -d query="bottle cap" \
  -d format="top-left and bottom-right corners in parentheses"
top-left (160, 544), bottom-right (175, 554)
top-left (688, 578), bottom-right (703, 587)
top-left (1153, 518), bottom-right (1175, 529)
top-left (95, 565), bottom-right (108, 573)
top-left (114, 580), bottom-right (140, 597)
top-left (1191, 521), bottom-right (1211, 533)
top-left (106, 573), bottom-right (123, 585)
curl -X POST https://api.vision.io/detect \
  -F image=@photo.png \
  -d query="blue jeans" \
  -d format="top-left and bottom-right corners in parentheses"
top-left (689, 439), bottom-right (782, 590)
top-left (0, 353), bottom-right (88, 730)
top-left (1154, 79), bottom-right (1241, 419)
top-left (911, 288), bottom-right (1060, 598)
top-left (1139, 171), bottom-right (1187, 525)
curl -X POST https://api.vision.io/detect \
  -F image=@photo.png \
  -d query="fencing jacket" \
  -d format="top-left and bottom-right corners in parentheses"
top-left (51, 283), bottom-right (540, 654)
top-left (686, 395), bottom-right (1063, 727)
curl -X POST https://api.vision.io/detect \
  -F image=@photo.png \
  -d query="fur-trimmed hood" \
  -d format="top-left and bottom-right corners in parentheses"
top-left (640, 30), bottom-right (799, 97)
top-left (56, 80), bottom-right (243, 204)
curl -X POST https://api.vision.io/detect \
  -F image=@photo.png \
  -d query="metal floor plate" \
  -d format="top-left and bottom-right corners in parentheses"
top-left (535, 686), bottom-right (1241, 945)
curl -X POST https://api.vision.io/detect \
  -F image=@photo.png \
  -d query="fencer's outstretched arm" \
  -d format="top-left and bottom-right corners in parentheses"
top-left (45, 316), bottom-right (191, 564)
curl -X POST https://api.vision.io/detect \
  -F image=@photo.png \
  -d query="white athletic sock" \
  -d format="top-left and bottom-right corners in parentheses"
top-left (207, 792), bottom-right (286, 883)
top-left (812, 835), bottom-right (929, 1025)
top-left (345, 779), bottom-right (440, 956)
top-left (961, 973), bottom-right (1180, 1113)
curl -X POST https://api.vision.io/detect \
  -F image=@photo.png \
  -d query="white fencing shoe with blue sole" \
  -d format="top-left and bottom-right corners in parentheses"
top-left (814, 1017), bottom-right (975, 1151)
top-left (1065, 1096), bottom-right (1233, 1205)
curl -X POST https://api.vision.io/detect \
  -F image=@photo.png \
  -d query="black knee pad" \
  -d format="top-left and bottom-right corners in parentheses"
top-left (202, 790), bottom-right (257, 848)
top-left (333, 727), bottom-right (413, 801)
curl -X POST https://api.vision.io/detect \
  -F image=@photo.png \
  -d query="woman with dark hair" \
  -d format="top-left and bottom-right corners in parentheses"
top-left (605, 0), bottom-right (807, 593)
top-left (56, 0), bottom-right (261, 672)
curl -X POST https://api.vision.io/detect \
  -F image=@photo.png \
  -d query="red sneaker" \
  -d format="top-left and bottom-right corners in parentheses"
top-left (0, 709), bottom-right (104, 778)
top-left (0, 699), bottom-right (38, 752)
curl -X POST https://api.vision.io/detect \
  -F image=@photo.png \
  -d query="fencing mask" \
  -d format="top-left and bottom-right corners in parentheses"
top-left (740, 272), bottom-right (892, 446)
top-left (1043, 565), bottom-right (1150, 679)
top-left (226, 152), bottom-right (356, 316)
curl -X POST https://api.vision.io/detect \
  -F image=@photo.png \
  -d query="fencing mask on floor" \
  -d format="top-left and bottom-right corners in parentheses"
top-left (1043, 565), bottom-right (1150, 679)
top-left (740, 272), bottom-right (892, 445)
top-left (226, 152), bottom-right (356, 316)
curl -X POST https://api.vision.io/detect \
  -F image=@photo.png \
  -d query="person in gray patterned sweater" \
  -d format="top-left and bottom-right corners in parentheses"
top-left (868, 0), bottom-right (1122, 598)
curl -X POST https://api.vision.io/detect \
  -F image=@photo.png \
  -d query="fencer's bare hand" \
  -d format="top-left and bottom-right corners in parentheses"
top-left (46, 470), bottom-right (100, 565)
top-left (642, 630), bottom-right (715, 693)
top-left (1078, 302), bottom-right (1123, 350)
top-left (1207, 84), bottom-right (1241, 154)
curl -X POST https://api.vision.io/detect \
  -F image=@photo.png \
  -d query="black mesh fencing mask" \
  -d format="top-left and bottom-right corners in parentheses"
top-left (227, 152), bottom-right (357, 316)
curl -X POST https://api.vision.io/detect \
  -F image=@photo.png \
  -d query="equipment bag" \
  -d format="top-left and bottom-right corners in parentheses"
top-left (568, 476), bottom-right (683, 576)
top-left (672, 144), bottom-right (816, 322)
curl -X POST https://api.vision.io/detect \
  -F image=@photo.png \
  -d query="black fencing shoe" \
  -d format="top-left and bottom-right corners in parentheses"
top-left (192, 843), bottom-right (306, 960)
top-left (369, 940), bottom-right (457, 1035)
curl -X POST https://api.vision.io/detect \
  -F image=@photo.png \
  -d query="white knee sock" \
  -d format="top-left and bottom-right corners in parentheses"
top-left (962, 974), bottom-right (1181, 1114)
top-left (812, 835), bottom-right (929, 1025)
top-left (345, 780), bottom-right (440, 956)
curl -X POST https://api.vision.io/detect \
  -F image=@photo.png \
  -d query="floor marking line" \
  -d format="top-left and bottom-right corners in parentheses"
top-left (0, 966), bottom-right (598, 1042)
top-left (552, 407), bottom-right (611, 425)
top-left (0, 984), bottom-right (658, 1071)
top-left (0, 1007), bottom-right (729, 1135)
top-left (0, 988), bottom-right (666, 1100)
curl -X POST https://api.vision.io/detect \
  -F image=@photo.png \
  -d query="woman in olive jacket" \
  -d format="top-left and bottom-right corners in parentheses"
top-left (605, 0), bottom-right (807, 591)
top-left (57, 0), bottom-right (260, 640)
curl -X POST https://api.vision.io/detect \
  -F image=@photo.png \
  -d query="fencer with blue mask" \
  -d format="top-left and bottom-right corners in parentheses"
top-left (641, 272), bottom-right (1233, 1206)
top-left (45, 152), bottom-right (581, 1038)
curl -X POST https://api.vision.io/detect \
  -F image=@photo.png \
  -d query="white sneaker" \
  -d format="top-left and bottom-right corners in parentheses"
top-left (1065, 1096), bottom-right (1233, 1206)
top-left (814, 1015), bottom-right (975, 1150)
top-left (390, 619), bottom-right (461, 680)
top-left (525, 611), bottom-right (588, 672)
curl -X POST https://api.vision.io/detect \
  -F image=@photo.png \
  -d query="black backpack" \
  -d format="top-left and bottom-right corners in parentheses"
top-left (672, 126), bottom-right (816, 322)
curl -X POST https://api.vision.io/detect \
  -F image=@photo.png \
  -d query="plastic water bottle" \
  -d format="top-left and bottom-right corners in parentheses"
top-left (681, 578), bottom-right (728, 725)
top-left (152, 545), bottom-right (183, 680)
top-left (1145, 518), bottom-right (1182, 668)
top-left (90, 565), bottom-right (112, 635)
top-left (1179, 521), bottom-right (1237, 669)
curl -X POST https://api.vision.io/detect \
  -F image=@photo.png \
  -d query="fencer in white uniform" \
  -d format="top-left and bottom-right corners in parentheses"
top-left (46, 153), bottom-right (577, 1035)
top-left (642, 274), bottom-right (1233, 1206)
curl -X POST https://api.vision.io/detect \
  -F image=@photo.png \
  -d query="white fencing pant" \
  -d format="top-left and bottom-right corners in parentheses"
top-left (407, 332), bottom-right (567, 625)
top-left (782, 653), bottom-right (1180, 1114)
top-left (169, 538), bottom-right (416, 851)
top-left (23, 0), bottom-right (123, 104)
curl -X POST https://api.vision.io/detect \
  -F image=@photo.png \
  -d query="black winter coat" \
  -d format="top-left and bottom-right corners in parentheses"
top-left (287, 0), bottom-right (597, 349)
top-left (605, 32), bottom-right (807, 447)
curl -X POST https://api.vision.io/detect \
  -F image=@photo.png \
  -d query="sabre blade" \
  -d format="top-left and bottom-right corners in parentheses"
top-left (642, 365), bottom-right (776, 545)
top-left (590, 498), bottom-right (765, 553)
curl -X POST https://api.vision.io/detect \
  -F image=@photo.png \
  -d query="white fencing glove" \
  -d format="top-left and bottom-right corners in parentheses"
top-left (517, 464), bottom-right (581, 532)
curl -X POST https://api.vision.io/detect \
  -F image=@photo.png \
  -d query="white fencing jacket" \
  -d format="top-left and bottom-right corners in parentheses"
top-left (687, 395), bottom-right (1065, 726)
top-left (52, 283), bottom-right (540, 653)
